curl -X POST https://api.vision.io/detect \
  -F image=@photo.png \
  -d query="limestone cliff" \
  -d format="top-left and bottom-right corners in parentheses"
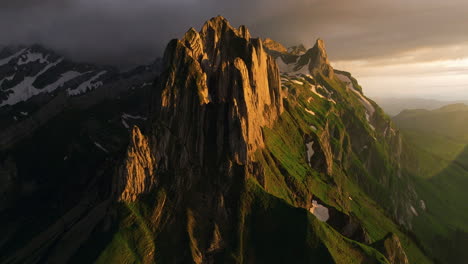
top-left (263, 38), bottom-right (288, 54)
top-left (307, 39), bottom-right (334, 78)
top-left (266, 38), bottom-right (334, 78)
top-left (117, 126), bottom-right (156, 202)
top-left (152, 16), bottom-right (283, 171)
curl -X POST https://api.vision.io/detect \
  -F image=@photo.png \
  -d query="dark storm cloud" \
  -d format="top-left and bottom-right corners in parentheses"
top-left (1, 0), bottom-right (467, 66)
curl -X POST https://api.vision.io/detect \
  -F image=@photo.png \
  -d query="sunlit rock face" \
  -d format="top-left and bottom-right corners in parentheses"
top-left (152, 16), bottom-right (283, 171)
top-left (374, 233), bottom-right (410, 264)
top-left (263, 38), bottom-right (334, 79)
top-left (117, 126), bottom-right (156, 202)
top-left (307, 39), bottom-right (334, 78)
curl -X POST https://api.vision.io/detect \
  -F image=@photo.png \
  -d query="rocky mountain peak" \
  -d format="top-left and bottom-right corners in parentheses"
top-left (287, 44), bottom-right (307, 55)
top-left (153, 16), bottom-right (283, 171)
top-left (263, 38), bottom-right (334, 78)
top-left (263, 38), bottom-right (288, 53)
top-left (307, 38), bottom-right (334, 78)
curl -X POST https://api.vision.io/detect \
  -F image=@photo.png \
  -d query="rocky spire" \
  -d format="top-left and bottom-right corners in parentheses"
top-left (263, 38), bottom-right (288, 54)
top-left (152, 16), bottom-right (283, 171)
top-left (307, 39), bottom-right (334, 78)
top-left (262, 38), bottom-right (334, 78)
top-left (117, 126), bottom-right (156, 202)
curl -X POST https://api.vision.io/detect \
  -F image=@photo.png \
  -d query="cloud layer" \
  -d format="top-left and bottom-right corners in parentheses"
top-left (1, 0), bottom-right (467, 65)
top-left (1, 0), bottom-right (467, 99)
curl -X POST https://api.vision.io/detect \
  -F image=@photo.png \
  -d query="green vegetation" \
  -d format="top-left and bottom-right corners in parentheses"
top-left (394, 105), bottom-right (468, 263)
top-left (254, 73), bottom-right (432, 263)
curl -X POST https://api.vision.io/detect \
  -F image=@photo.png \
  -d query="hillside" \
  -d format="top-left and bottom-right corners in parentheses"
top-left (0, 16), bottom-right (460, 263)
top-left (372, 97), bottom-right (468, 116)
top-left (394, 104), bottom-right (468, 263)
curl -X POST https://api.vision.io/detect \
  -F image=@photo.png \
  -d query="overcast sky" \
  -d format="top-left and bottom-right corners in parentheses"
top-left (1, 0), bottom-right (468, 100)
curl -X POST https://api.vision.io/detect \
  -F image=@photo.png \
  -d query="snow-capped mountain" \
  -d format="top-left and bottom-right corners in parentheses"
top-left (0, 45), bottom-right (116, 106)
top-left (0, 44), bottom-right (161, 149)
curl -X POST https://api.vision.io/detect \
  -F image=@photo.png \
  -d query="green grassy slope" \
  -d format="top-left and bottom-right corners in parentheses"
top-left (90, 72), bottom-right (433, 264)
top-left (394, 105), bottom-right (468, 263)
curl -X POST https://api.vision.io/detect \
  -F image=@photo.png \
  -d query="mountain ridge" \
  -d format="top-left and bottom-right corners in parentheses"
top-left (0, 15), bottom-right (457, 264)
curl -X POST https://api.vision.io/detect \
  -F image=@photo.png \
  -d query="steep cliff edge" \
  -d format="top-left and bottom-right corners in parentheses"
top-left (105, 17), bottom-right (426, 264)
top-left (0, 16), bottom-right (436, 264)
top-left (117, 126), bottom-right (156, 202)
top-left (151, 16), bottom-right (283, 171)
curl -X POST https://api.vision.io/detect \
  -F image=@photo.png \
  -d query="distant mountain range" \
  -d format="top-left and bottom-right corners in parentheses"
top-left (373, 97), bottom-right (468, 116)
top-left (393, 104), bottom-right (468, 263)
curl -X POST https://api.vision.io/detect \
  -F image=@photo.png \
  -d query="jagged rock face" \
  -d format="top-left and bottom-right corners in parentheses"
top-left (266, 38), bottom-right (334, 78)
top-left (374, 233), bottom-right (410, 264)
top-left (152, 16), bottom-right (283, 171)
top-left (263, 38), bottom-right (288, 54)
top-left (307, 39), bottom-right (334, 78)
top-left (117, 126), bottom-right (156, 202)
top-left (288, 44), bottom-right (307, 55)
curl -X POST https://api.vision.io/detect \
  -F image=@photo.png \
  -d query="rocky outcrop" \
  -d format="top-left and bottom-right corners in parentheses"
top-left (263, 38), bottom-right (288, 54)
top-left (306, 39), bottom-right (334, 78)
top-left (288, 44), bottom-right (307, 55)
top-left (152, 16), bottom-right (283, 171)
top-left (136, 16), bottom-right (285, 263)
top-left (117, 126), bottom-right (156, 202)
top-left (373, 233), bottom-right (410, 264)
top-left (265, 38), bottom-right (334, 78)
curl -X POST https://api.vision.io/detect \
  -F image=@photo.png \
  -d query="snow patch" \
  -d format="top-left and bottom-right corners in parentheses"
top-left (0, 48), bottom-right (27, 66)
top-left (420, 200), bottom-right (426, 211)
top-left (310, 85), bottom-right (325, 99)
top-left (68, 71), bottom-right (106, 96)
top-left (0, 59), bottom-right (64, 106)
top-left (276, 56), bottom-right (310, 75)
top-left (306, 141), bottom-right (315, 165)
top-left (94, 142), bottom-right (109, 153)
top-left (304, 108), bottom-right (315, 116)
top-left (336, 73), bottom-right (375, 127)
top-left (20, 111), bottom-right (28, 116)
top-left (0, 74), bottom-right (15, 87)
top-left (122, 113), bottom-right (147, 120)
top-left (291, 80), bottom-right (303, 85)
top-left (41, 70), bottom-right (82, 92)
top-left (17, 50), bottom-right (49, 65)
top-left (121, 119), bottom-right (129, 129)
top-left (310, 125), bottom-right (317, 131)
top-left (309, 200), bottom-right (329, 222)
top-left (410, 205), bottom-right (418, 216)
top-left (121, 113), bottom-right (147, 129)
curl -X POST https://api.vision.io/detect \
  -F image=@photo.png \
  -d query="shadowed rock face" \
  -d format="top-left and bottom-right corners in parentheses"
top-left (152, 16), bottom-right (283, 171)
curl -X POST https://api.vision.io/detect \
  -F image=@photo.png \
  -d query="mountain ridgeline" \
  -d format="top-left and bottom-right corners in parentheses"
top-left (0, 16), bottom-right (461, 263)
